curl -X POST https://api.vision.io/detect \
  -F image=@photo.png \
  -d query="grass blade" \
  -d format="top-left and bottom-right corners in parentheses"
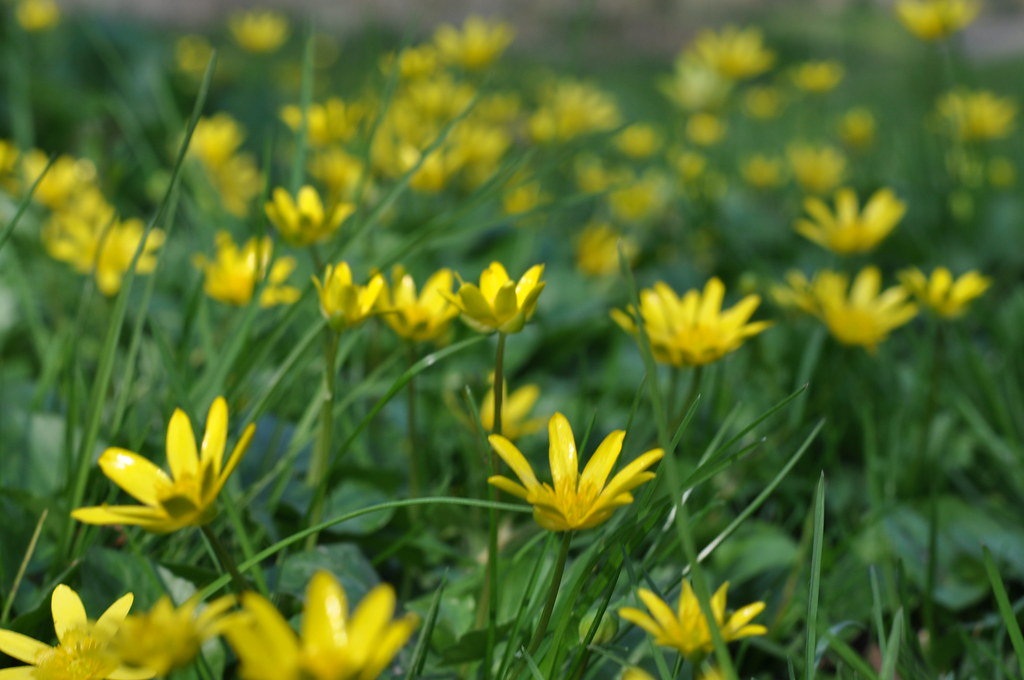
top-left (806, 473), bottom-right (825, 680)
top-left (983, 546), bottom-right (1024, 677)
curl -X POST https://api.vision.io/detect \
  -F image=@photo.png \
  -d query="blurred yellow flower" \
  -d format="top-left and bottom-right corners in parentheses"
top-left (528, 79), bottom-right (621, 143)
top-left (614, 123), bottom-right (661, 159)
top-left (791, 60), bottom-right (845, 94)
top-left (481, 381), bottom-right (545, 441)
top-left (787, 143), bottom-right (847, 195)
top-left (73, 397), bottom-right (255, 533)
top-left (898, 267), bottom-right (990, 318)
top-left (622, 668), bottom-right (656, 680)
top-left (989, 156), bottom-right (1016, 187)
top-left (686, 113), bottom-right (727, 147)
top-left (575, 221), bottom-right (638, 277)
top-left (488, 412), bottom-right (664, 531)
top-left (838, 107), bottom-right (877, 150)
top-left (937, 90), bottom-right (1016, 142)
top-left (383, 44), bottom-right (441, 80)
top-left (189, 114), bottom-right (246, 170)
top-left (225, 570), bottom-right (418, 680)
top-left (228, 9), bottom-right (289, 53)
top-left (0, 585), bottom-right (150, 680)
top-left (574, 154), bottom-right (625, 194)
top-left (21, 150), bottom-right (97, 210)
top-left (116, 595), bottom-right (235, 676)
top-left (313, 262), bottom-right (385, 332)
top-left (659, 56), bottom-right (733, 112)
top-left (434, 15), bottom-right (514, 70)
top-left (771, 269), bottom-right (818, 314)
top-left (265, 185), bottom-right (354, 246)
top-left (212, 154), bottom-right (263, 217)
top-left (608, 170), bottom-right (668, 222)
top-left (611, 278), bottom-right (771, 367)
top-left (744, 85), bottom-right (784, 119)
top-left (796, 187), bottom-right (906, 254)
top-left (619, 580), bottom-right (766, 663)
top-left (692, 25), bottom-right (775, 80)
top-left (896, 0), bottom-right (980, 40)
top-left (451, 262), bottom-right (545, 335)
top-left (668, 148), bottom-right (708, 182)
top-left (175, 35), bottom-right (214, 75)
top-left (503, 179), bottom-right (549, 217)
top-left (193, 232), bottom-right (299, 307)
top-left (378, 265), bottom-right (458, 342)
top-left (309, 147), bottom-right (366, 200)
top-left (280, 98), bottom-right (363, 147)
top-left (16, 0), bottom-right (60, 31)
top-left (740, 155), bottom-right (784, 189)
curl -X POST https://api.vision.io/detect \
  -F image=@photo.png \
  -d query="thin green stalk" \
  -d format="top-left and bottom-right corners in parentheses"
top-left (676, 365), bottom-right (704, 430)
top-left (920, 321), bottom-right (944, 653)
top-left (200, 524), bottom-right (247, 594)
top-left (528, 531), bottom-right (574, 656)
top-left (306, 328), bottom-right (340, 550)
top-left (982, 546), bottom-right (1024, 677)
top-left (1, 510), bottom-right (47, 624)
top-left (493, 333), bottom-right (507, 438)
top-left (406, 342), bottom-right (422, 501)
top-left (483, 331), bottom-right (507, 679)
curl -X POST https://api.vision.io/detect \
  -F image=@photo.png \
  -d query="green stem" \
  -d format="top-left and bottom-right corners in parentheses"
top-left (306, 328), bottom-right (340, 550)
top-left (483, 331), bottom-right (507, 680)
top-left (676, 364), bottom-right (704, 427)
top-left (406, 342), bottom-right (422, 499)
top-left (492, 333), bottom-right (506, 439)
top-left (200, 524), bottom-right (247, 594)
top-left (528, 531), bottom-right (573, 655)
top-left (922, 322), bottom-right (945, 660)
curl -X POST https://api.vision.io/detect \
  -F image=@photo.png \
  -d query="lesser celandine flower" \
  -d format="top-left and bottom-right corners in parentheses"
top-left (619, 580), bottom-right (766, 663)
top-left (281, 98), bottom-right (363, 147)
top-left (265, 185), bottom-right (354, 246)
top-left (15, 0), bottom-right (60, 31)
top-left (528, 79), bottom-right (621, 143)
top-left (686, 113), bottom-right (727, 147)
top-left (175, 35), bottom-right (214, 75)
top-left (896, 0), bottom-right (980, 40)
top-left (228, 9), bottom-right (289, 53)
top-left (614, 123), bottom-right (661, 158)
top-left (937, 90), bottom-right (1017, 142)
top-left (193, 232), bottom-right (299, 307)
top-left (691, 25), bottom-right (775, 80)
top-left (21, 150), bottom-right (97, 210)
top-left (740, 155), bottom-right (784, 190)
top-left (502, 179), bottom-right (549, 217)
top-left (743, 85), bottom-right (784, 119)
top-left (787, 143), bottom-right (847, 195)
top-left (434, 15), bottom-right (514, 70)
top-left (73, 397), bottom-right (255, 533)
top-left (481, 381), bottom-right (544, 441)
top-left (309, 147), bottom-right (366, 200)
top-left (659, 56), bottom-right (733, 113)
top-left (898, 267), bottom-right (990, 318)
top-left (450, 262), bottom-right (545, 335)
top-left (839, 107), bottom-right (877, 150)
top-left (795, 187), bottom-right (906, 255)
top-left (377, 265), bottom-right (458, 342)
top-left (225, 570), bottom-right (418, 680)
top-left (0, 585), bottom-right (151, 680)
top-left (189, 114), bottom-right (246, 170)
top-left (608, 170), bottom-right (669, 222)
top-left (611, 278), bottom-right (771, 367)
top-left (575, 221), bottom-right (638, 277)
top-left (488, 412), bottom-right (664, 531)
top-left (313, 262), bottom-right (385, 332)
top-left (791, 60), bottom-right (845, 94)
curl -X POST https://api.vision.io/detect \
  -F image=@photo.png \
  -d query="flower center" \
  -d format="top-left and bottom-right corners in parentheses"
top-left (34, 626), bottom-right (120, 680)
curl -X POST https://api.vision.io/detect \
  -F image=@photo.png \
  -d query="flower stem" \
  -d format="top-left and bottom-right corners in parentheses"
top-left (306, 328), bottom-right (340, 550)
top-left (200, 524), bottom-right (247, 594)
top-left (406, 342), bottom-right (423, 518)
top-left (492, 332), bottom-right (506, 440)
top-left (483, 331), bottom-right (506, 679)
top-left (921, 321), bottom-right (945, 660)
top-left (528, 531), bottom-right (573, 655)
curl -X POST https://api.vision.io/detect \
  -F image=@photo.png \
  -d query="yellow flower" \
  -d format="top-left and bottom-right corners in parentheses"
top-left (228, 9), bottom-right (289, 53)
top-left (265, 185), bottom-right (354, 246)
top-left (896, 0), bottom-right (980, 40)
top-left (659, 56), bottom-right (733, 112)
top-left (481, 382), bottom-right (545, 441)
top-left (611, 278), bottom-right (771, 367)
top-left (686, 113), bottom-right (727, 147)
top-left (576, 221), bottom-right (638, 277)
top-left (189, 114), bottom-right (246, 171)
top-left (280, 98), bottom-right (363, 147)
top-left (193, 232), bottom-right (299, 307)
top-left (377, 266), bottom-right (458, 342)
top-left (614, 124), bottom-right (661, 159)
top-left (502, 179), bottom-right (549, 217)
top-left (691, 25), bottom-right (775, 80)
top-left (211, 154), bottom-right (264, 217)
top-left (0, 585), bottom-right (151, 680)
top-left (312, 262), bottom-right (385, 332)
top-left (574, 154), bottom-right (625, 194)
top-left (740, 154), bottom-right (784, 190)
top-left (787, 143), bottom-right (847, 195)
top-left (838, 107), bottom-right (877, 150)
top-left (937, 90), bottom-right (1016, 142)
top-left (434, 15), bottom-right (514, 70)
top-left (382, 44), bottom-right (441, 80)
top-left (528, 79), bottom-right (621, 143)
top-left (791, 60), bottom-right (845, 94)
top-left (450, 262), bottom-right (545, 335)
top-left (309, 147), bottom-right (366, 200)
top-left (116, 596), bottom-right (235, 676)
top-left (21, 150), bottom-right (97, 210)
top-left (743, 85), bottom-right (784, 119)
top-left (622, 669), bottom-right (656, 680)
top-left (16, 0), bottom-right (60, 31)
top-left (795, 187), bottom-right (906, 254)
top-left (668, 148), bottom-right (707, 182)
top-left (619, 580), bottom-right (766, 663)
top-left (608, 170), bottom-right (668, 223)
top-left (488, 412), bottom-right (664, 532)
top-left (770, 270), bottom-right (818, 314)
top-left (225, 570), bottom-right (418, 680)
top-left (175, 35), bottom-right (214, 75)
top-left (898, 267), bottom-right (990, 318)
top-left (72, 397), bottom-right (255, 533)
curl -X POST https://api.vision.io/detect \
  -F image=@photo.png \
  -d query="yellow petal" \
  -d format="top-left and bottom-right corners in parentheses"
top-left (108, 666), bottom-right (158, 680)
top-left (578, 429), bottom-right (624, 494)
top-left (0, 666), bottom-right (38, 679)
top-left (302, 570), bottom-right (349, 652)
top-left (209, 423), bottom-right (256, 503)
top-left (201, 397), bottom-right (229, 477)
top-left (98, 448), bottom-right (172, 506)
top-left (96, 592), bottom-right (135, 638)
top-left (0, 630), bottom-right (50, 665)
top-left (52, 585), bottom-right (87, 644)
top-left (617, 606), bottom-right (664, 639)
top-left (547, 413), bottom-right (578, 496)
top-left (488, 435), bottom-right (541, 492)
top-left (347, 585), bottom-right (396, 667)
top-left (70, 505), bottom-right (177, 532)
top-left (166, 408), bottom-right (199, 482)
top-left (487, 475), bottom-right (531, 500)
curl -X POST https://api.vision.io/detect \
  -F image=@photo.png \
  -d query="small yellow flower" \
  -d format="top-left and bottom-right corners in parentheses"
top-left (280, 98), bottom-right (363, 147)
top-left (668, 148), bottom-right (707, 182)
top-left (622, 668), bottom-right (657, 680)
top-left (795, 187), bottom-right (906, 254)
top-left (740, 155), bottom-right (784, 190)
top-left (382, 44), bottom-right (441, 80)
top-left (528, 79), bottom-right (621, 143)
top-left (72, 397), bottom-right (255, 533)
top-left (116, 595), bottom-right (235, 676)
top-left (787, 143), bottom-right (847, 195)
top-left (686, 113), bottom-right (727, 147)
top-left (575, 221), bottom-right (638, 277)
top-left (265, 185), bottom-right (354, 246)
top-left (189, 114), bottom-right (248, 171)
top-left (228, 9), bottom-right (289, 53)
top-left (481, 381), bottom-right (545, 441)
top-left (312, 262), bottom-right (385, 332)
top-left (434, 15), bottom-right (514, 70)
top-left (614, 124), bottom-right (661, 159)
top-left (450, 262), bottom-right (545, 335)
top-left (502, 179), bottom-right (549, 217)
top-left (225, 570), bottom-right (418, 680)
top-left (838, 107), bottom-right (877, 150)
top-left (659, 56), bottom-right (733, 112)
top-left (898, 267), bottom-right (990, 318)
top-left (691, 25), bottom-right (775, 80)
top-left (937, 90), bottom-right (1016, 142)
top-left (15, 0), bottom-right (60, 32)
top-left (377, 265), bottom-right (458, 342)
top-left (771, 270), bottom-right (818, 314)
top-left (211, 154), bottom-right (263, 217)
top-left (309, 147), bottom-right (366, 200)
top-left (175, 34), bottom-right (214, 75)
top-left (488, 412), bottom-right (664, 532)
top-left (611, 278), bottom-right (771, 367)
top-left (743, 85), bottom-right (784, 119)
top-left (193, 232), bottom-right (299, 308)
top-left (619, 580), bottom-right (766, 663)
top-left (791, 60), bottom-right (845, 94)
top-left (21, 150), bottom-right (97, 210)
top-left (0, 585), bottom-right (151, 680)
top-left (896, 0), bottom-right (980, 40)
top-left (574, 154), bottom-right (625, 194)
top-left (608, 170), bottom-right (668, 223)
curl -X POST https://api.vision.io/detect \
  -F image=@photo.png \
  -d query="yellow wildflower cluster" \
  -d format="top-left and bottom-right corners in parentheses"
top-left (187, 114), bottom-right (263, 216)
top-left (937, 90), bottom-right (1017, 142)
top-left (193, 232), bottom-right (300, 308)
top-left (896, 0), bottom-right (980, 40)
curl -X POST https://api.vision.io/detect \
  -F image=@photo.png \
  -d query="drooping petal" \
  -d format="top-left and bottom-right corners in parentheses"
top-left (52, 585), bottom-right (87, 644)
top-left (97, 448), bottom-right (172, 506)
top-left (617, 607), bottom-right (664, 638)
top-left (70, 505), bottom-right (178, 533)
top-left (487, 475), bottom-right (531, 500)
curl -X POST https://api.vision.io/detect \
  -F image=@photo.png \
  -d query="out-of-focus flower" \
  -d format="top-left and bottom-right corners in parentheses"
top-left (309, 147), bottom-right (366, 200)
top-left (740, 155), bottom-right (784, 190)
top-left (898, 267), bottom-right (990, 318)
top-left (228, 9), bottom-right (289, 53)
top-left (614, 124), bottom-right (661, 159)
top-left (503, 179), bottom-right (549, 217)
top-left (175, 34), bottom-right (214, 75)
top-left (21, 150), bottom-right (97, 210)
top-left (16, 0), bottom-right (60, 31)
top-left (116, 595), bottom-right (235, 676)
top-left (791, 60), bottom-right (844, 94)
top-left (989, 156), bottom-right (1016, 187)
top-left (611, 278), bottom-right (771, 367)
top-left (896, 0), bottom-right (980, 40)
top-left (450, 262), bottom-right (545, 335)
top-left (839, 107), bottom-right (877, 150)
top-left (382, 44), bottom-right (441, 80)
top-left (193, 232), bottom-right (299, 307)
top-left (668, 148), bottom-right (707, 183)
top-left (659, 56), bottom-right (732, 112)
top-left (622, 669), bottom-right (657, 680)
top-left (528, 79), bottom-right (621, 143)
top-left (619, 580), bottom-right (766, 663)
top-left (481, 381), bottom-right (545, 441)
top-left (0, 585), bottom-right (150, 680)
top-left (744, 86), bottom-right (784, 119)
top-left (608, 170), bottom-right (669, 223)
top-left (225, 571), bottom-right (418, 680)
top-left (280, 98), bottom-right (364, 147)
top-left (787, 143), bottom-right (847, 195)
top-left (796, 187), bottom-right (906, 254)
top-left (686, 113), bottom-right (727, 147)
top-left (937, 90), bottom-right (1016, 142)
top-left (488, 412), bottom-right (663, 531)
top-left (73, 397), bottom-right (255, 533)
top-left (691, 25), bottom-right (775, 80)
top-left (574, 155), bottom-right (625, 194)
top-left (189, 114), bottom-right (246, 170)
top-left (771, 270), bottom-right (818, 314)
top-left (575, 221), bottom-right (638, 277)
top-left (434, 15), bottom-right (514, 70)
top-left (313, 262), bottom-right (385, 332)
top-left (265, 185), bottom-right (354, 247)
top-left (378, 265), bottom-right (458, 342)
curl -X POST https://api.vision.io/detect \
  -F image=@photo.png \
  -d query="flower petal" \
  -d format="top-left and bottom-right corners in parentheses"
top-left (547, 413), bottom-right (578, 497)
top-left (52, 585), bottom-right (87, 644)
top-left (71, 505), bottom-right (177, 533)
top-left (166, 408), bottom-right (199, 482)
top-left (301, 571), bottom-right (348, 653)
top-left (0, 630), bottom-right (50, 665)
top-left (579, 429), bottom-right (625, 495)
top-left (488, 434), bottom-right (541, 492)
top-left (201, 397), bottom-right (229, 478)
top-left (97, 448), bottom-right (172, 507)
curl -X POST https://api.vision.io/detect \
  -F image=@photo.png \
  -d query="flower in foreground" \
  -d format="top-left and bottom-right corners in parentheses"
top-left (611, 278), bottom-right (771, 367)
top-left (450, 262), bottom-right (545, 334)
top-left (795, 187), bottom-right (906, 255)
top-left (896, 0), bottom-right (980, 40)
top-left (193, 232), bottom-right (300, 307)
top-left (265, 185), bottom-right (354, 246)
top-left (225, 570), bottom-right (418, 680)
top-left (619, 580), bottom-right (766, 663)
top-left (898, 266), bottom-right (990, 318)
top-left (313, 262), bottom-right (385, 332)
top-left (488, 412), bottom-right (664, 531)
top-left (72, 397), bottom-right (255, 533)
top-left (0, 584), bottom-right (152, 680)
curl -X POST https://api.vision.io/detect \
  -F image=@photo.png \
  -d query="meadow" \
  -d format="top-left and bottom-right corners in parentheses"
top-left (0, 0), bottom-right (1022, 678)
